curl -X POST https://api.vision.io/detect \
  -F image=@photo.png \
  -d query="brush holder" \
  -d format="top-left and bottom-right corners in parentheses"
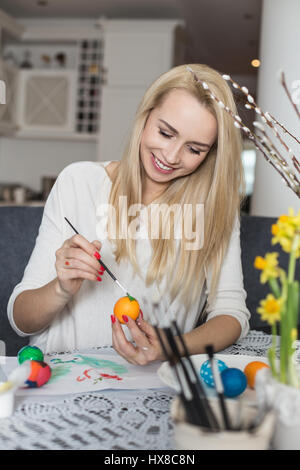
top-left (0, 388), bottom-right (15, 418)
top-left (171, 396), bottom-right (275, 450)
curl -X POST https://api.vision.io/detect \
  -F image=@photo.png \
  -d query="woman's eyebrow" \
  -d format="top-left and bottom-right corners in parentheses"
top-left (158, 119), bottom-right (211, 149)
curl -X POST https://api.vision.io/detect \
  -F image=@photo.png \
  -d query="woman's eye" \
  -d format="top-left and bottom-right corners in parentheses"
top-left (159, 128), bottom-right (201, 155)
top-left (189, 147), bottom-right (201, 155)
top-left (159, 129), bottom-right (172, 139)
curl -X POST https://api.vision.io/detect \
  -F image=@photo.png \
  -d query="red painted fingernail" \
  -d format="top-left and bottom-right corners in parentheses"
top-left (111, 315), bottom-right (116, 324)
top-left (98, 269), bottom-right (104, 275)
top-left (139, 309), bottom-right (144, 319)
top-left (65, 261), bottom-right (70, 266)
top-left (122, 315), bottom-right (129, 323)
top-left (94, 251), bottom-right (100, 260)
top-left (97, 276), bottom-right (102, 282)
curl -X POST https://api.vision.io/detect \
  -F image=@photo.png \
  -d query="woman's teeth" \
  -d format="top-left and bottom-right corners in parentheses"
top-left (154, 155), bottom-right (173, 171)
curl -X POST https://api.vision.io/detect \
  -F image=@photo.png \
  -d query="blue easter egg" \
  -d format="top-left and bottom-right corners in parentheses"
top-left (221, 367), bottom-right (247, 398)
top-left (200, 359), bottom-right (228, 387)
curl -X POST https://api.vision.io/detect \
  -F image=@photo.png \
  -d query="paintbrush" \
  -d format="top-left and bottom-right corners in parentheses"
top-left (164, 302), bottom-right (220, 429)
top-left (146, 299), bottom-right (208, 427)
top-left (144, 296), bottom-right (219, 430)
top-left (148, 311), bottom-right (198, 426)
top-left (64, 217), bottom-right (130, 297)
top-left (205, 344), bottom-right (232, 430)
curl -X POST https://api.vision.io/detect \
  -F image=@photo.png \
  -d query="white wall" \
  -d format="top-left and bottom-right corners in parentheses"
top-left (0, 137), bottom-right (96, 191)
top-left (250, 0), bottom-right (300, 216)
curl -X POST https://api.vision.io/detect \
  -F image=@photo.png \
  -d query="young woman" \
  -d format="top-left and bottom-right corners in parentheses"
top-left (8, 64), bottom-right (250, 361)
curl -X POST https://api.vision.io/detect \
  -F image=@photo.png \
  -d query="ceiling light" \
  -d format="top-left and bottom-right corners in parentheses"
top-left (251, 59), bottom-right (260, 68)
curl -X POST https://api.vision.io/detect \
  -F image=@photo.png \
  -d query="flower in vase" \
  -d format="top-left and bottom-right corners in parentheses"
top-left (254, 252), bottom-right (280, 283)
top-left (254, 208), bottom-right (300, 386)
top-left (257, 294), bottom-right (283, 325)
top-left (271, 208), bottom-right (300, 258)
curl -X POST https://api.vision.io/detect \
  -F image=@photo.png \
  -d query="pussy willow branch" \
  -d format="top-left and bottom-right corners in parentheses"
top-left (186, 66), bottom-right (300, 198)
top-left (253, 121), bottom-right (300, 186)
top-left (279, 69), bottom-right (300, 121)
top-left (267, 112), bottom-right (300, 146)
top-left (222, 74), bottom-right (299, 174)
top-left (245, 101), bottom-right (300, 147)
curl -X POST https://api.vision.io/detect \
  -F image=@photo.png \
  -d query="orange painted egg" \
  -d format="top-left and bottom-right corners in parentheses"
top-left (113, 295), bottom-right (140, 324)
top-left (244, 361), bottom-right (270, 389)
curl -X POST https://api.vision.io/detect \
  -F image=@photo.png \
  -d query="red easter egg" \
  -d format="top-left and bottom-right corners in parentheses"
top-left (26, 360), bottom-right (51, 388)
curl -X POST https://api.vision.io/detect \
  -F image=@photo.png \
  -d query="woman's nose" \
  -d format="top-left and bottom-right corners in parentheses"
top-left (163, 142), bottom-right (181, 165)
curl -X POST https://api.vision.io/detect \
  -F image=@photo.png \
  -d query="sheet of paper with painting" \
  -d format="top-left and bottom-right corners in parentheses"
top-left (0, 352), bottom-right (166, 396)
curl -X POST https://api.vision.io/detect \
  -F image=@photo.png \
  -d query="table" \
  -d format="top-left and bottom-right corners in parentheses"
top-left (0, 330), bottom-right (295, 450)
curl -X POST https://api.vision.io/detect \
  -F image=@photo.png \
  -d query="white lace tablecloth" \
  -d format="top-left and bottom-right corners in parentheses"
top-left (0, 330), bottom-right (297, 450)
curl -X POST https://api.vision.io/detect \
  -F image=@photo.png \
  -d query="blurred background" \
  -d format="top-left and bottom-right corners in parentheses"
top-left (0, 0), bottom-right (298, 214)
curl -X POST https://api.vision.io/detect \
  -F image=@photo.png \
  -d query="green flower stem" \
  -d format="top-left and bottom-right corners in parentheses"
top-left (280, 304), bottom-right (287, 383)
top-left (280, 276), bottom-right (287, 384)
top-left (292, 282), bottom-right (300, 329)
top-left (268, 277), bottom-right (281, 298)
top-left (285, 234), bottom-right (299, 385)
top-left (286, 282), bottom-right (295, 385)
top-left (288, 234), bottom-right (299, 282)
top-left (269, 322), bottom-right (278, 379)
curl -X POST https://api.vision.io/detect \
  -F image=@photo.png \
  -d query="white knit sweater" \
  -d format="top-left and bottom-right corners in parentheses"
top-left (7, 161), bottom-right (250, 353)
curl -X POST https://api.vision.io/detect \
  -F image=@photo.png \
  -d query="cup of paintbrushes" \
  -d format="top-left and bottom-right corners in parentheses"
top-left (171, 396), bottom-right (275, 450)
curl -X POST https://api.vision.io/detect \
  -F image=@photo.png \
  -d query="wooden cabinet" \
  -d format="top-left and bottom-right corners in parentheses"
top-left (0, 17), bottom-right (185, 147)
top-left (0, 59), bottom-right (18, 135)
top-left (0, 9), bottom-right (24, 135)
top-left (16, 69), bottom-right (76, 135)
top-left (1, 19), bottom-right (105, 141)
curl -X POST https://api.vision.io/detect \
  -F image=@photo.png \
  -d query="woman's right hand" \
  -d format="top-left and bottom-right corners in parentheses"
top-left (55, 234), bottom-right (104, 298)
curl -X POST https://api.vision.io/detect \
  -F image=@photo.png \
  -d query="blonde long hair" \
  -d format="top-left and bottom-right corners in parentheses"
top-left (107, 64), bottom-right (245, 313)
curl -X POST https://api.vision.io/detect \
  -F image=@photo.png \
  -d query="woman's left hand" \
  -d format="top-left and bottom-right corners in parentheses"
top-left (111, 311), bottom-right (165, 365)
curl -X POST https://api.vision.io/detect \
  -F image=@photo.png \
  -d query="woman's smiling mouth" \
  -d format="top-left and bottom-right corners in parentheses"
top-left (151, 153), bottom-right (175, 173)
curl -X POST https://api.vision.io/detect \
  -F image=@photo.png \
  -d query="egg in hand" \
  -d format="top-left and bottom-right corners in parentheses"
top-left (113, 295), bottom-right (140, 324)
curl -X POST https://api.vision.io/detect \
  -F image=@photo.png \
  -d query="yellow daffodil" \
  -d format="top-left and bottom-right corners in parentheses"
top-left (254, 252), bottom-right (279, 283)
top-left (255, 208), bottom-right (300, 386)
top-left (271, 224), bottom-right (279, 236)
top-left (257, 294), bottom-right (283, 325)
top-left (271, 208), bottom-right (300, 258)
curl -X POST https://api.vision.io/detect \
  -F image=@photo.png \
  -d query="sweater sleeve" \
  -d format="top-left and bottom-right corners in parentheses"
top-left (204, 216), bottom-right (250, 340)
top-left (7, 169), bottom-right (65, 337)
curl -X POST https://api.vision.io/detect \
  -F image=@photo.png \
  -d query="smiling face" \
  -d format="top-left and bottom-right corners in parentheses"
top-left (139, 88), bottom-right (218, 203)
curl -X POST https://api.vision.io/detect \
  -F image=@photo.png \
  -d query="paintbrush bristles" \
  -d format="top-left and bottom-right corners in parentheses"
top-left (205, 344), bottom-right (214, 360)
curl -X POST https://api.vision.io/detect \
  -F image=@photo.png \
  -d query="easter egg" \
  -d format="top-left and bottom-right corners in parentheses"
top-left (113, 295), bottom-right (140, 324)
top-left (18, 345), bottom-right (44, 365)
top-left (244, 361), bottom-right (270, 389)
top-left (25, 361), bottom-right (51, 388)
top-left (200, 359), bottom-right (228, 387)
top-left (221, 368), bottom-right (247, 398)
